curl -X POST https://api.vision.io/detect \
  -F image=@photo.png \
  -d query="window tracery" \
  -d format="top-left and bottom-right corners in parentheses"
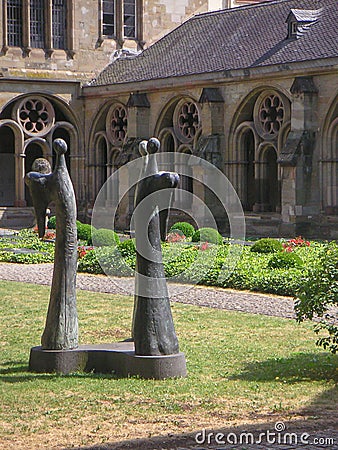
top-left (106, 104), bottom-right (128, 145)
top-left (174, 100), bottom-right (200, 143)
top-left (16, 96), bottom-right (55, 137)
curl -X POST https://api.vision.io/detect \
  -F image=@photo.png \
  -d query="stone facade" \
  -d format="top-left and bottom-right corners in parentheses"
top-left (0, 0), bottom-right (209, 225)
top-left (0, 0), bottom-right (337, 238)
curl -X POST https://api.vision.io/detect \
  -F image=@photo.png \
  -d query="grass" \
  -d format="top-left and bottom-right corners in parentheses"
top-left (0, 281), bottom-right (337, 449)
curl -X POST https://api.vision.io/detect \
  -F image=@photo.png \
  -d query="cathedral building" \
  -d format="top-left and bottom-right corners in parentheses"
top-left (0, 0), bottom-right (337, 238)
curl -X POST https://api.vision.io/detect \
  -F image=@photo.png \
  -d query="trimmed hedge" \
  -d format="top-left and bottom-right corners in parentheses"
top-left (91, 228), bottom-right (120, 247)
top-left (268, 252), bottom-right (303, 269)
top-left (169, 222), bottom-right (195, 238)
top-left (191, 227), bottom-right (223, 245)
top-left (76, 222), bottom-right (94, 243)
top-left (250, 238), bottom-right (284, 254)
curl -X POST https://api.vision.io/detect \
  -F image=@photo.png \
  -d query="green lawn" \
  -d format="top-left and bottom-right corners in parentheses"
top-left (0, 281), bottom-right (337, 449)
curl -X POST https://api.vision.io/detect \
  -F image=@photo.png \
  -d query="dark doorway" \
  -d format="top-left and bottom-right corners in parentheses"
top-left (0, 127), bottom-right (15, 206)
top-left (244, 130), bottom-right (255, 211)
top-left (265, 147), bottom-right (279, 212)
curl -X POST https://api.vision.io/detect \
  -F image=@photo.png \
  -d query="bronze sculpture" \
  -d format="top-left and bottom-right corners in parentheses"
top-left (25, 138), bottom-right (78, 350)
top-left (133, 138), bottom-right (180, 356)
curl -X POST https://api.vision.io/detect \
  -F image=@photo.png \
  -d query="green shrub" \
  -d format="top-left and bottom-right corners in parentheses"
top-left (250, 238), bottom-right (283, 254)
top-left (76, 222), bottom-right (94, 243)
top-left (295, 242), bottom-right (338, 354)
top-left (47, 216), bottom-right (56, 229)
top-left (117, 239), bottom-right (136, 258)
top-left (191, 227), bottom-right (223, 245)
top-left (91, 228), bottom-right (120, 247)
top-left (169, 222), bottom-right (195, 238)
top-left (268, 252), bottom-right (303, 269)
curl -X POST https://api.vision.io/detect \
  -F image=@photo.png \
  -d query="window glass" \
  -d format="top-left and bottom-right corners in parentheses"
top-left (7, 0), bottom-right (23, 47)
top-left (30, 0), bottom-right (45, 48)
top-left (52, 0), bottom-right (67, 49)
top-left (103, 0), bottom-right (115, 37)
top-left (124, 0), bottom-right (136, 38)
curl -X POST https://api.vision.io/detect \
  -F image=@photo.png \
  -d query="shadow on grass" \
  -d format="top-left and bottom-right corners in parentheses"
top-left (230, 352), bottom-right (338, 383)
top-left (65, 396), bottom-right (338, 449)
top-left (0, 360), bottom-right (118, 383)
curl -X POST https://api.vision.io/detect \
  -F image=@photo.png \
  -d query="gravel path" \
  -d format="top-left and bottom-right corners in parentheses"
top-left (0, 262), bottom-right (297, 319)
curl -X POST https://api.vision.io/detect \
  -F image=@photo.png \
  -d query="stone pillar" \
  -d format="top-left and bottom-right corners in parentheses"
top-left (127, 93), bottom-right (150, 139)
top-left (279, 77), bottom-right (318, 235)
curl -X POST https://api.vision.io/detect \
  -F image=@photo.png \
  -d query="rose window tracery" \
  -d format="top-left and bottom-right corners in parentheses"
top-left (107, 105), bottom-right (128, 145)
top-left (16, 97), bottom-right (55, 137)
top-left (174, 101), bottom-right (200, 143)
top-left (258, 94), bottom-right (285, 136)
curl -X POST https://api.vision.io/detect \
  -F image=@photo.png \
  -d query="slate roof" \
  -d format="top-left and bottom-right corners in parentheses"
top-left (90, 0), bottom-right (338, 87)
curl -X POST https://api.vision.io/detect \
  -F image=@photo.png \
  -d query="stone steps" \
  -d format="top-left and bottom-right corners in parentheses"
top-left (0, 207), bottom-right (35, 229)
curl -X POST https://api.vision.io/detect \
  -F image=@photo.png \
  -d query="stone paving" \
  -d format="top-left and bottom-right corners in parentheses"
top-left (0, 262), bottom-right (297, 319)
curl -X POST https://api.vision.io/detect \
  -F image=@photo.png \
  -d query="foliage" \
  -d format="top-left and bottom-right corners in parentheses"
top-left (250, 238), bottom-right (284, 254)
top-left (191, 227), bottom-right (223, 245)
top-left (268, 252), bottom-right (303, 270)
top-left (77, 246), bottom-right (134, 276)
top-left (91, 228), bottom-right (120, 247)
top-left (47, 215), bottom-right (56, 229)
top-left (169, 222), bottom-right (195, 238)
top-left (76, 221), bottom-right (94, 243)
top-left (117, 239), bottom-right (136, 258)
top-left (0, 229), bottom-right (54, 263)
top-left (295, 242), bottom-right (338, 354)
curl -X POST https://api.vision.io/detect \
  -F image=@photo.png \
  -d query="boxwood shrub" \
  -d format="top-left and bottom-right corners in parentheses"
top-left (191, 227), bottom-right (223, 245)
top-left (268, 252), bottom-right (303, 269)
top-left (169, 222), bottom-right (195, 238)
top-left (250, 238), bottom-right (283, 253)
top-left (91, 228), bottom-right (120, 247)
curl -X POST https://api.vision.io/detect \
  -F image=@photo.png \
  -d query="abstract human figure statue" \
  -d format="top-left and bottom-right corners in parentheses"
top-left (25, 138), bottom-right (78, 350)
top-left (132, 138), bottom-right (180, 356)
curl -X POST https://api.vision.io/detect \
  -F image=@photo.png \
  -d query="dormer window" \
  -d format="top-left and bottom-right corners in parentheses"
top-left (286, 8), bottom-right (322, 39)
top-left (290, 21), bottom-right (298, 37)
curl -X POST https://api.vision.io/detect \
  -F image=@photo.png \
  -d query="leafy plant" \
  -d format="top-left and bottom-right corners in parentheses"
top-left (91, 228), bottom-right (120, 247)
top-left (191, 227), bottom-right (223, 245)
top-left (169, 222), bottom-right (195, 238)
top-left (250, 238), bottom-right (283, 254)
top-left (47, 215), bottom-right (56, 229)
top-left (295, 242), bottom-right (338, 354)
top-left (268, 252), bottom-right (303, 269)
top-left (76, 221), bottom-right (94, 243)
top-left (117, 239), bottom-right (136, 258)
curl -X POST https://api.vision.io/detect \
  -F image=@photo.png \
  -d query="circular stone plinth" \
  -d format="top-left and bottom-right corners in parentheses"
top-left (29, 342), bottom-right (187, 379)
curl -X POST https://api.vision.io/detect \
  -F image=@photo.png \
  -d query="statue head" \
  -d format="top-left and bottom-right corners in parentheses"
top-left (32, 158), bottom-right (52, 174)
top-left (147, 138), bottom-right (160, 154)
top-left (53, 138), bottom-right (68, 155)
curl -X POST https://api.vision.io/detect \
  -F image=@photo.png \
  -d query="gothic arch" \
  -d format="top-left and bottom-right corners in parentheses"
top-left (0, 119), bottom-right (25, 206)
top-left (229, 87), bottom-right (290, 212)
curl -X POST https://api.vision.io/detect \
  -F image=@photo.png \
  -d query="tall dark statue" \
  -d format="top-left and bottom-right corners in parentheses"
top-left (25, 139), bottom-right (78, 350)
top-left (133, 138), bottom-right (180, 356)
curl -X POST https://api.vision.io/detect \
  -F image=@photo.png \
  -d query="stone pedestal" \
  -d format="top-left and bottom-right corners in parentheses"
top-left (29, 342), bottom-right (187, 379)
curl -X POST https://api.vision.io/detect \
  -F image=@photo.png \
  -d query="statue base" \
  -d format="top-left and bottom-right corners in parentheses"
top-left (29, 342), bottom-right (187, 379)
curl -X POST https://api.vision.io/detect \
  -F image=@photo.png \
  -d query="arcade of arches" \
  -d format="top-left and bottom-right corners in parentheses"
top-left (0, 78), bottom-right (337, 238)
